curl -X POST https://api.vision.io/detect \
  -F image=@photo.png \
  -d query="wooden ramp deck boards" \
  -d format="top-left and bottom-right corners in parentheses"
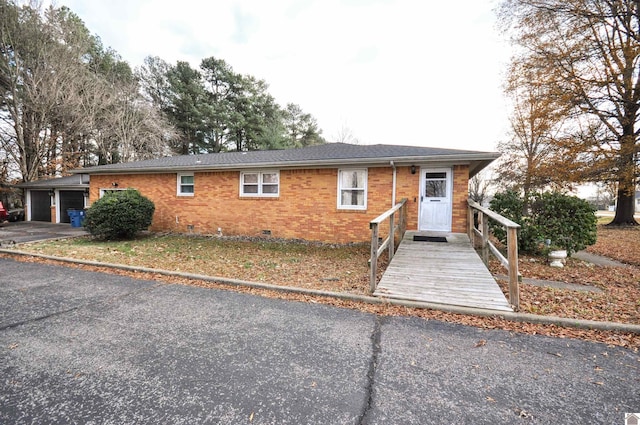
top-left (374, 231), bottom-right (513, 312)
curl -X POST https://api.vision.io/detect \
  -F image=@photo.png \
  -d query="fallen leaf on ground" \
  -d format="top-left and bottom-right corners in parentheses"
top-left (516, 408), bottom-right (533, 418)
top-left (3, 224), bottom-right (639, 350)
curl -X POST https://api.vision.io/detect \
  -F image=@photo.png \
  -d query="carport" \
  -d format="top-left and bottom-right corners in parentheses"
top-left (18, 175), bottom-right (90, 223)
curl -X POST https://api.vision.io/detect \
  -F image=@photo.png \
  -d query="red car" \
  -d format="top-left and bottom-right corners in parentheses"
top-left (0, 201), bottom-right (7, 222)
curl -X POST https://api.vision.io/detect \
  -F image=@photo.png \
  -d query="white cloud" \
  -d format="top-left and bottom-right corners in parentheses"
top-left (57, 0), bottom-right (510, 151)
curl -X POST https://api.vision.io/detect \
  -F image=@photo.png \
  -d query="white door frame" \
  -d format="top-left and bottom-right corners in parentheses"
top-left (418, 167), bottom-right (453, 232)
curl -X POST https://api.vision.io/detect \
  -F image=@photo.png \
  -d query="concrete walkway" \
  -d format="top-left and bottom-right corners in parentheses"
top-left (493, 274), bottom-right (603, 293)
top-left (495, 249), bottom-right (630, 293)
top-left (573, 250), bottom-right (629, 267)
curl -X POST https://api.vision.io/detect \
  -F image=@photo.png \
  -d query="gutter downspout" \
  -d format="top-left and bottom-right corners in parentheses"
top-left (390, 161), bottom-right (396, 206)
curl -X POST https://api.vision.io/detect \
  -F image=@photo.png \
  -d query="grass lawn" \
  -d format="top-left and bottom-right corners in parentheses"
top-left (4, 224), bottom-right (639, 349)
top-left (13, 234), bottom-right (381, 295)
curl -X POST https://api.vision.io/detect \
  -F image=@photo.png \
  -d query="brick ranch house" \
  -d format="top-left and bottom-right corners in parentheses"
top-left (73, 143), bottom-right (499, 244)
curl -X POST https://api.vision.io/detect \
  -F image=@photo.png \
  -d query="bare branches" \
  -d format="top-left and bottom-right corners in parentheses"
top-left (497, 60), bottom-right (571, 197)
top-left (0, 0), bottom-right (175, 182)
top-left (499, 0), bottom-right (640, 224)
top-left (469, 170), bottom-right (494, 205)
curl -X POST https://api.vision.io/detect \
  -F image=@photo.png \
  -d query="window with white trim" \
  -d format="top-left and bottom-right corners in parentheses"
top-left (99, 188), bottom-right (127, 198)
top-left (240, 171), bottom-right (279, 197)
top-left (177, 173), bottom-right (194, 196)
top-left (338, 168), bottom-right (367, 210)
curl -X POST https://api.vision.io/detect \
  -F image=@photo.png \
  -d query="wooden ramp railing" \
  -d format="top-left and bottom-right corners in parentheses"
top-left (467, 199), bottom-right (521, 310)
top-left (369, 198), bottom-right (407, 293)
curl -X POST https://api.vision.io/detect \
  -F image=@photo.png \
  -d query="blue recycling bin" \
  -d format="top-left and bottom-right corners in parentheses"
top-left (67, 209), bottom-right (85, 228)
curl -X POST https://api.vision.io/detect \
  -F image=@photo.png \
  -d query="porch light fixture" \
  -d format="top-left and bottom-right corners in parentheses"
top-left (410, 165), bottom-right (416, 174)
top-left (112, 182), bottom-right (118, 187)
top-left (48, 188), bottom-right (55, 196)
top-left (84, 188), bottom-right (90, 195)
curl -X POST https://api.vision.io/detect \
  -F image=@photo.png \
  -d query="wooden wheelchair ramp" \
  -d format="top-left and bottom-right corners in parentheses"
top-left (373, 231), bottom-right (513, 312)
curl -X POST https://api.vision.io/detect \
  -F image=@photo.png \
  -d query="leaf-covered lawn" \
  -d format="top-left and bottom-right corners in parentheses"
top-left (17, 234), bottom-right (382, 295)
top-left (491, 256), bottom-right (640, 324)
top-left (587, 224), bottom-right (640, 266)
top-left (489, 224), bottom-right (640, 325)
top-left (6, 226), bottom-right (639, 349)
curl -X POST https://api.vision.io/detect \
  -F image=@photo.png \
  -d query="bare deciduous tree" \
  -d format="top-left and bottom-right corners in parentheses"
top-left (496, 62), bottom-right (570, 207)
top-left (332, 121), bottom-right (360, 144)
top-left (469, 170), bottom-right (494, 206)
top-left (0, 1), bottom-right (175, 181)
top-left (108, 82), bottom-right (175, 162)
top-left (0, 2), bottom-right (92, 181)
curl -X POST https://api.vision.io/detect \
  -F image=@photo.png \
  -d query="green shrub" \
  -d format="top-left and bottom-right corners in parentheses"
top-left (489, 191), bottom-right (597, 255)
top-left (84, 189), bottom-right (155, 240)
top-left (529, 192), bottom-right (597, 255)
top-left (488, 191), bottom-right (525, 222)
top-left (489, 191), bottom-right (542, 253)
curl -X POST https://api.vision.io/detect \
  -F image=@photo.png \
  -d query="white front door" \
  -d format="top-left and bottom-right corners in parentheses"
top-left (419, 168), bottom-right (452, 232)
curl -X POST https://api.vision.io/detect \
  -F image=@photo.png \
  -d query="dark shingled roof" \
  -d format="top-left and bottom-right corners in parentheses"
top-left (17, 174), bottom-right (89, 189)
top-left (73, 143), bottom-right (500, 175)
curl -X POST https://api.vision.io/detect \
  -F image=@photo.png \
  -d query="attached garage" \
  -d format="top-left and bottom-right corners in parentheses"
top-left (59, 191), bottom-right (86, 224)
top-left (29, 190), bottom-right (51, 222)
top-left (18, 175), bottom-right (89, 223)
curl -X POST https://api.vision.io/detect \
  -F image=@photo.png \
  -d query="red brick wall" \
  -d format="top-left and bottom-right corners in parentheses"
top-left (452, 164), bottom-right (470, 233)
top-left (89, 164), bottom-right (469, 243)
top-left (395, 165), bottom-right (420, 231)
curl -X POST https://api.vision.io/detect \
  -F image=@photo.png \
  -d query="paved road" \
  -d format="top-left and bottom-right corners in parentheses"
top-left (0, 257), bottom-right (638, 424)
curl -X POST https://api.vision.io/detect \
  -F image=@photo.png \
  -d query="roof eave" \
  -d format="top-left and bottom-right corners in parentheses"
top-left (75, 152), bottom-right (501, 175)
top-left (19, 184), bottom-right (88, 189)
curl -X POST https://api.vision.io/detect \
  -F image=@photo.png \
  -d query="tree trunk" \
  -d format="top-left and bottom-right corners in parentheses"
top-left (610, 188), bottom-right (637, 225)
top-left (522, 165), bottom-right (533, 216)
top-left (609, 136), bottom-right (638, 226)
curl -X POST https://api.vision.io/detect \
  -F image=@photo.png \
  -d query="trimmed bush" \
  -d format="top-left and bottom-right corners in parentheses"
top-left (529, 192), bottom-right (597, 254)
top-left (487, 191), bottom-right (525, 241)
top-left (489, 191), bottom-right (597, 255)
top-left (489, 191), bottom-right (542, 254)
top-left (84, 189), bottom-right (155, 240)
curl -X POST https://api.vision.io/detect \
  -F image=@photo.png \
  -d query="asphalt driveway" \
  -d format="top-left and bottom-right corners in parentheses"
top-left (0, 221), bottom-right (87, 246)
top-left (0, 257), bottom-right (638, 424)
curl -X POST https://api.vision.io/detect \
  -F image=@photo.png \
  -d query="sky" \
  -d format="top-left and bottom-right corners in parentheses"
top-left (55, 0), bottom-right (512, 153)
